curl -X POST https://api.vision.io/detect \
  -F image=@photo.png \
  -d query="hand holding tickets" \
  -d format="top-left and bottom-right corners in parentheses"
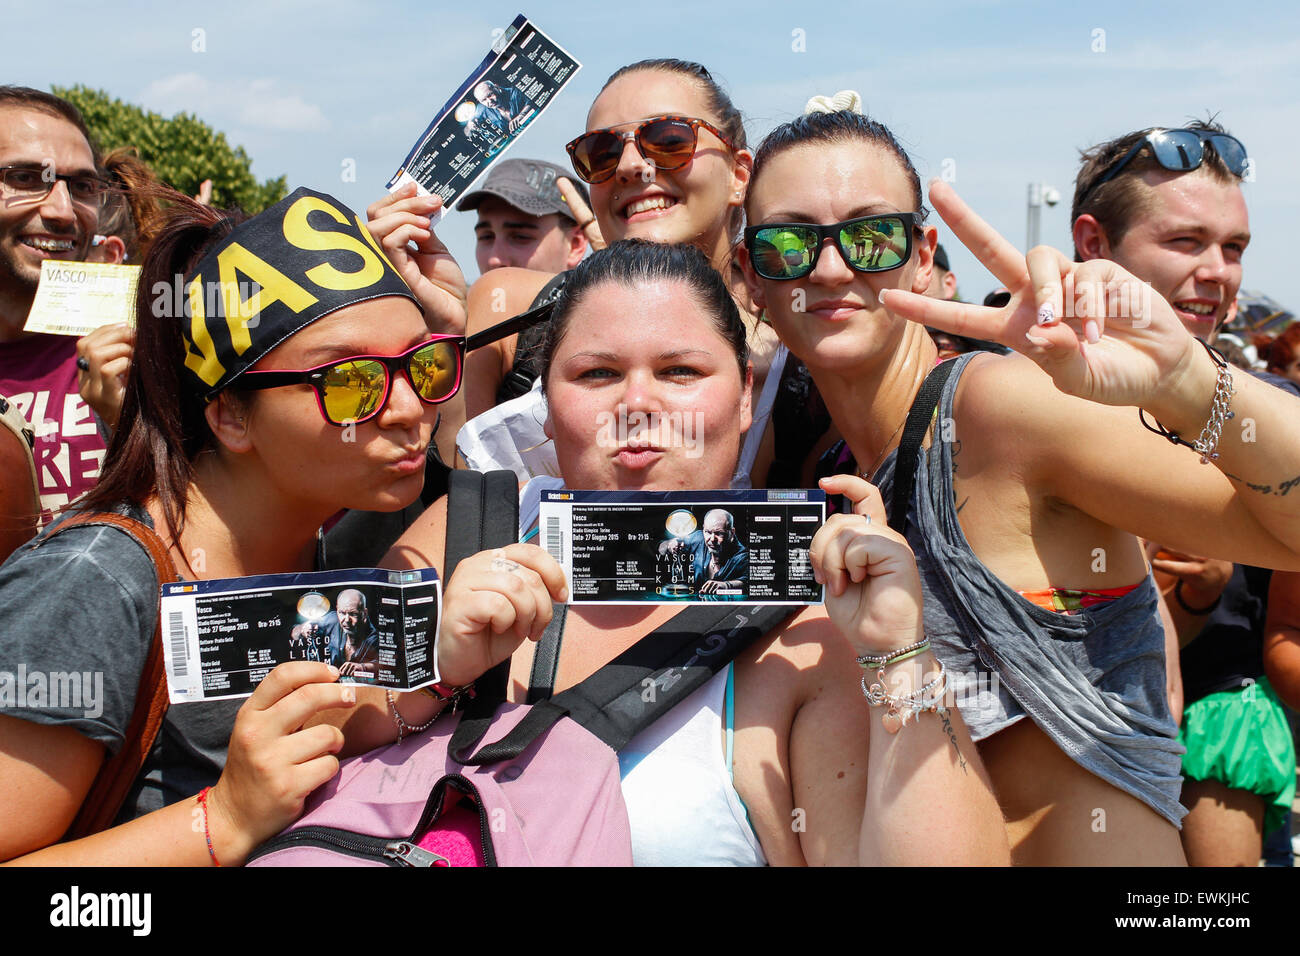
top-left (811, 475), bottom-right (925, 656)
top-left (24, 260), bottom-right (140, 337)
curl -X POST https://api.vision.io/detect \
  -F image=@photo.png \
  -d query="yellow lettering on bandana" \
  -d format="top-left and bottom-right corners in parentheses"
top-left (355, 213), bottom-right (403, 274)
top-left (282, 196), bottom-right (384, 291)
top-left (184, 275), bottom-right (225, 387)
top-left (217, 243), bottom-right (319, 351)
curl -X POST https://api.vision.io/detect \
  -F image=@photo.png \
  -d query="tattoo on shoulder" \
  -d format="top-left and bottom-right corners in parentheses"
top-left (1226, 471), bottom-right (1300, 497)
top-left (939, 707), bottom-right (969, 775)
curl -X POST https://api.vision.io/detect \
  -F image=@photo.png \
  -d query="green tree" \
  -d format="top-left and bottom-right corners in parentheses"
top-left (53, 84), bottom-right (287, 214)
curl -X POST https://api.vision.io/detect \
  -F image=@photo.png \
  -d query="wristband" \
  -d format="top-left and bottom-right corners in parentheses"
top-left (1174, 578), bottom-right (1221, 615)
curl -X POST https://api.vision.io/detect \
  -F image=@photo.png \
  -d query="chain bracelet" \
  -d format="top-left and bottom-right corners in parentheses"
top-left (1138, 338), bottom-right (1234, 464)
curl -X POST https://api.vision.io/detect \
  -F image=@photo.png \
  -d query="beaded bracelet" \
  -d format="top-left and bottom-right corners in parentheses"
top-left (196, 786), bottom-right (221, 867)
top-left (856, 638), bottom-right (930, 669)
top-left (387, 689), bottom-right (441, 744)
top-left (1139, 338), bottom-right (1235, 464)
top-left (861, 658), bottom-right (949, 734)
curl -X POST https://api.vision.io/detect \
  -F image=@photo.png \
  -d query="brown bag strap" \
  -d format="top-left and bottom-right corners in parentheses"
top-left (42, 511), bottom-right (179, 839)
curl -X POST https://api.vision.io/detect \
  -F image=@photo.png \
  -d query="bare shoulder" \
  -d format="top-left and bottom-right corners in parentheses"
top-left (382, 493), bottom-right (448, 571)
top-left (466, 267), bottom-right (557, 332)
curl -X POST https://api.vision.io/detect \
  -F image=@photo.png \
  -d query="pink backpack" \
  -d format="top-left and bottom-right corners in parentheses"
top-left (247, 471), bottom-right (789, 867)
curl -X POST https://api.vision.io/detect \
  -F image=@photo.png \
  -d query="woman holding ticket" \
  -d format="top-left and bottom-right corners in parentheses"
top-left (0, 185), bottom-right (467, 864)
top-left (735, 100), bottom-right (1300, 864)
top-left (384, 240), bottom-right (1008, 865)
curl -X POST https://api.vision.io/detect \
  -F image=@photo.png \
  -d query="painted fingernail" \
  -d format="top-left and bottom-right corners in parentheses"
top-left (1085, 319), bottom-right (1100, 344)
top-left (341, 686), bottom-right (356, 704)
top-left (1036, 304), bottom-right (1055, 326)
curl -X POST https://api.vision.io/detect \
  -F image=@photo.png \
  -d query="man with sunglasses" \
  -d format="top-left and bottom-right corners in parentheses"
top-left (0, 87), bottom-right (111, 525)
top-left (1074, 122), bottom-right (1298, 867)
top-left (1071, 121), bottom-right (1250, 341)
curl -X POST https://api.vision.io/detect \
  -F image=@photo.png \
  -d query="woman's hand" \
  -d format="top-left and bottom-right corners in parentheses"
top-left (366, 184), bottom-right (468, 335)
top-left (205, 662), bottom-right (355, 864)
top-left (880, 180), bottom-right (1208, 415)
top-left (811, 475), bottom-right (924, 655)
top-left (556, 177), bottom-right (605, 251)
top-left (75, 324), bottom-right (134, 430)
top-left (435, 544), bottom-right (569, 687)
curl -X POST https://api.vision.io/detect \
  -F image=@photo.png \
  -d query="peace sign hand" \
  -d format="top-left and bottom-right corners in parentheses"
top-left (880, 181), bottom-right (1207, 412)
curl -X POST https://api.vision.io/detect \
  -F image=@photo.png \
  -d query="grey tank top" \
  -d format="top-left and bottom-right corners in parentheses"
top-left (872, 352), bottom-right (1186, 827)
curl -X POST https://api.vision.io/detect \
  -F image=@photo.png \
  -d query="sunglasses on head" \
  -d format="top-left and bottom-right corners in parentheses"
top-left (1080, 128), bottom-right (1249, 205)
top-left (237, 335), bottom-right (465, 426)
top-left (566, 115), bottom-right (739, 185)
top-left (743, 213), bottom-right (920, 281)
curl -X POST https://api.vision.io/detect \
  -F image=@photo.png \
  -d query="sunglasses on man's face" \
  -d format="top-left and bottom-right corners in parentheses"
top-left (566, 115), bottom-right (738, 185)
top-left (238, 336), bottom-right (465, 426)
top-left (1080, 128), bottom-right (1249, 205)
top-left (743, 213), bottom-right (920, 281)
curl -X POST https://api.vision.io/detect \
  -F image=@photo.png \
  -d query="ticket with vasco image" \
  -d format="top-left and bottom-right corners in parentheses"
top-left (538, 490), bottom-right (825, 605)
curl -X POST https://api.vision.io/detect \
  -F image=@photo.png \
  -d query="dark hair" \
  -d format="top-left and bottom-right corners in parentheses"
top-left (747, 111), bottom-right (928, 224)
top-left (0, 86), bottom-right (97, 157)
top-left (1072, 119), bottom-right (1239, 258)
top-left (599, 60), bottom-right (748, 238)
top-left (1263, 324), bottom-right (1300, 376)
top-left (77, 188), bottom-right (247, 550)
top-left (539, 240), bottom-right (749, 385)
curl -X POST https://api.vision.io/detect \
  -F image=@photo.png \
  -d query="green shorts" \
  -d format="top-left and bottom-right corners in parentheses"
top-left (1179, 676), bottom-right (1296, 835)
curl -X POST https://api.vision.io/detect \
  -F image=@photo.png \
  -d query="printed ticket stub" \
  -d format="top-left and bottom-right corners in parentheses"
top-left (160, 568), bottom-right (441, 703)
top-left (539, 489), bottom-right (826, 605)
top-left (24, 260), bottom-right (140, 336)
top-left (387, 12), bottom-right (581, 223)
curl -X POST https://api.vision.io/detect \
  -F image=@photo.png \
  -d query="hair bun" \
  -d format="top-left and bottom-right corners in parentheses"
top-left (803, 91), bottom-right (863, 115)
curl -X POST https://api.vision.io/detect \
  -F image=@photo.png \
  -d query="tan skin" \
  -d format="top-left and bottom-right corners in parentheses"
top-left (0, 298), bottom-right (450, 865)
top-left (0, 423), bottom-right (37, 562)
top-left (361, 277), bottom-right (1007, 865)
top-left (459, 69), bottom-right (783, 486)
top-left (740, 140), bottom-right (1300, 865)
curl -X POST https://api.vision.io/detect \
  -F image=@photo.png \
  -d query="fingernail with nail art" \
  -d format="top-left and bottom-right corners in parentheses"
top-left (1036, 304), bottom-right (1055, 326)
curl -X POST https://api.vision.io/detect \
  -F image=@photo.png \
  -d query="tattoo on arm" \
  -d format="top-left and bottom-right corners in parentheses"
top-left (939, 707), bottom-right (969, 775)
top-left (1226, 472), bottom-right (1300, 497)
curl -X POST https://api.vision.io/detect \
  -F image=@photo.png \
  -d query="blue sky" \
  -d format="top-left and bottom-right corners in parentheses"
top-left (10, 0), bottom-right (1300, 307)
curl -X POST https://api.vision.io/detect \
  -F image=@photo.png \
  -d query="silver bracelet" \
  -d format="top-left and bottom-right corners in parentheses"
top-left (1139, 339), bottom-right (1235, 464)
top-left (861, 658), bottom-right (949, 734)
top-left (856, 638), bottom-right (930, 669)
top-left (387, 689), bottom-right (439, 744)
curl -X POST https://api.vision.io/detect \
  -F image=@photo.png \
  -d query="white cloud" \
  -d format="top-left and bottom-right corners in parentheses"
top-left (138, 73), bottom-right (329, 132)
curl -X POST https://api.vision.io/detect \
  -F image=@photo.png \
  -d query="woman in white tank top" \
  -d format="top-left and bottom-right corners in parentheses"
top-left (384, 241), bottom-right (1008, 865)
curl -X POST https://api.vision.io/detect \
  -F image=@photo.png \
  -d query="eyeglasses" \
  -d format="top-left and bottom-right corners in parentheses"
top-left (238, 336), bottom-right (465, 426)
top-left (743, 213), bottom-right (920, 281)
top-left (1079, 128), bottom-right (1249, 206)
top-left (566, 115), bottom-right (739, 185)
top-left (0, 165), bottom-right (113, 209)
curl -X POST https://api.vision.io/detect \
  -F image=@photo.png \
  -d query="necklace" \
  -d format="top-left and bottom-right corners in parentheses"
top-left (859, 418), bottom-right (906, 481)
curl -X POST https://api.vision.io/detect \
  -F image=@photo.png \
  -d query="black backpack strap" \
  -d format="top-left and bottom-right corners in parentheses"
top-left (889, 359), bottom-right (956, 536)
top-left (525, 603), bottom-right (567, 704)
top-left (453, 603), bottom-right (793, 764)
top-left (442, 470), bottom-right (520, 713)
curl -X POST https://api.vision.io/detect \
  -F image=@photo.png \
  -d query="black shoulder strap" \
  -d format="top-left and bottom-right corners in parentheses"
top-left (443, 470), bottom-right (520, 703)
top-left (525, 603), bottom-right (567, 704)
top-left (889, 359), bottom-right (956, 536)
top-left (452, 603), bottom-right (793, 764)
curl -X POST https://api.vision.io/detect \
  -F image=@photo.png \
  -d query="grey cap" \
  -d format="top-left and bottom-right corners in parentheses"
top-left (455, 158), bottom-right (589, 220)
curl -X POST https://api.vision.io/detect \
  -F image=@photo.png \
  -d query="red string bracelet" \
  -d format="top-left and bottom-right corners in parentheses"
top-left (196, 787), bottom-right (221, 867)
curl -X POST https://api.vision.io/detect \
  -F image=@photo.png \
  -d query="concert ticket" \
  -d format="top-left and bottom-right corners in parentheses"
top-left (538, 490), bottom-right (826, 605)
top-left (24, 260), bottom-right (139, 336)
top-left (160, 568), bottom-right (441, 703)
top-left (387, 13), bottom-right (581, 222)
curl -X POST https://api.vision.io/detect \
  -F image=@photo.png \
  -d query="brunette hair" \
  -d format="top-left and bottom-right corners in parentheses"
top-left (0, 86), bottom-right (97, 156)
top-left (539, 240), bottom-right (749, 385)
top-left (96, 147), bottom-right (167, 260)
top-left (598, 59), bottom-right (749, 239)
top-left (76, 188), bottom-right (246, 548)
top-left (1263, 324), bottom-right (1300, 376)
top-left (746, 110), bottom-right (928, 224)
top-left (1071, 119), bottom-right (1240, 258)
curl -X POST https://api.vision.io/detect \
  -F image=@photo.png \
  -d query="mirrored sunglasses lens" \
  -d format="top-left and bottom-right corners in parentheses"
top-left (409, 342), bottom-right (460, 402)
top-left (1151, 131), bottom-right (1204, 172)
top-left (752, 227), bottom-right (817, 278)
top-left (841, 218), bottom-right (906, 271)
top-left (573, 130), bottom-right (624, 181)
top-left (1211, 135), bottom-right (1249, 175)
top-left (321, 360), bottom-right (386, 423)
top-left (640, 119), bottom-right (697, 168)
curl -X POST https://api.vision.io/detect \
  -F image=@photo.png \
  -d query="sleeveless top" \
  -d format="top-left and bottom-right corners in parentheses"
top-left (870, 352), bottom-right (1187, 827)
top-left (518, 476), bottom-right (767, 864)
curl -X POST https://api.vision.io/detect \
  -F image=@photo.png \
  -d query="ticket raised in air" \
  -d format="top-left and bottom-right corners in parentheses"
top-left (538, 489), bottom-right (826, 605)
top-left (24, 260), bottom-right (140, 336)
top-left (160, 568), bottom-right (441, 703)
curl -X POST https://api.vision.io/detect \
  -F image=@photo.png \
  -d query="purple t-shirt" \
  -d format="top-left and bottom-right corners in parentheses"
top-left (0, 334), bottom-right (107, 525)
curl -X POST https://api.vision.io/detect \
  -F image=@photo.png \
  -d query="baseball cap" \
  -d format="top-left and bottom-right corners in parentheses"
top-left (456, 158), bottom-right (589, 220)
top-left (933, 243), bottom-right (950, 273)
